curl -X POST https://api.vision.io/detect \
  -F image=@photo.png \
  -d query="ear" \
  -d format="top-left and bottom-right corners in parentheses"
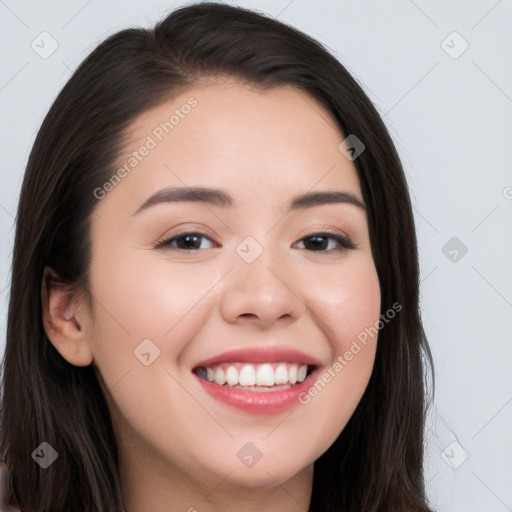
top-left (41, 267), bottom-right (93, 367)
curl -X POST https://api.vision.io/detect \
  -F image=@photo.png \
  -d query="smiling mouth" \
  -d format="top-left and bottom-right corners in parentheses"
top-left (193, 362), bottom-right (316, 391)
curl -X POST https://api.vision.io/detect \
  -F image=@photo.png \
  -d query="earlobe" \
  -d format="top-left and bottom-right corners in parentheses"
top-left (41, 267), bottom-right (94, 367)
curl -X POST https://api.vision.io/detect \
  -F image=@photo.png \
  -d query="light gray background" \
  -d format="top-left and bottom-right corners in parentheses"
top-left (1, 1), bottom-right (511, 511)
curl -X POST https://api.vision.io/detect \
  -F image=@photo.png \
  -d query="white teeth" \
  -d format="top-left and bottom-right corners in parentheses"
top-left (288, 364), bottom-right (298, 384)
top-left (239, 365), bottom-right (256, 386)
top-left (274, 364), bottom-right (288, 385)
top-left (213, 367), bottom-right (226, 385)
top-left (198, 362), bottom-right (313, 388)
top-left (297, 364), bottom-right (308, 383)
top-left (225, 366), bottom-right (238, 386)
top-left (256, 364), bottom-right (274, 386)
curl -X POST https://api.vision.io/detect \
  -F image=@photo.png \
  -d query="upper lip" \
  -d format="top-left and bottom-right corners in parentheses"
top-left (193, 346), bottom-right (323, 368)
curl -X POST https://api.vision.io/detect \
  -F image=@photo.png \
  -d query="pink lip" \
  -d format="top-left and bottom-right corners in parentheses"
top-left (194, 346), bottom-right (323, 368)
top-left (192, 346), bottom-right (323, 415)
top-left (194, 366), bottom-right (322, 415)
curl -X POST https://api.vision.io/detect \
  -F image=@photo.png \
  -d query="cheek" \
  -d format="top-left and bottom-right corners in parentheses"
top-left (85, 252), bottom-right (225, 386)
top-left (305, 254), bottom-right (381, 351)
top-left (295, 255), bottom-right (381, 451)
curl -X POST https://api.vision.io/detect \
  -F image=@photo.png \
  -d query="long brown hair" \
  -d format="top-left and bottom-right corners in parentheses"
top-left (0, 3), bottom-right (434, 511)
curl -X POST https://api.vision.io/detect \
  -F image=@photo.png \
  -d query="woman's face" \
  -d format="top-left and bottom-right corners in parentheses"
top-left (84, 79), bottom-right (380, 492)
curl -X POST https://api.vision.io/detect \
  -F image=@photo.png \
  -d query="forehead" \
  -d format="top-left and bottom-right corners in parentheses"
top-left (110, 79), bottom-right (362, 208)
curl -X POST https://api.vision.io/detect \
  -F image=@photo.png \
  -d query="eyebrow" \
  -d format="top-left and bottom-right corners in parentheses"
top-left (133, 186), bottom-right (365, 215)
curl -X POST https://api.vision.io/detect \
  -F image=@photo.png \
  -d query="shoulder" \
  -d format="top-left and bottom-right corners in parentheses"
top-left (0, 461), bottom-right (22, 511)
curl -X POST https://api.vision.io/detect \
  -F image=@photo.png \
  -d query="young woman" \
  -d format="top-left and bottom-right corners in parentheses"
top-left (0, 3), bottom-right (434, 511)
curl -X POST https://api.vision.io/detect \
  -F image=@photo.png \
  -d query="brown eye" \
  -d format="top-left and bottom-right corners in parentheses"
top-left (155, 232), bottom-right (215, 251)
top-left (296, 232), bottom-right (356, 252)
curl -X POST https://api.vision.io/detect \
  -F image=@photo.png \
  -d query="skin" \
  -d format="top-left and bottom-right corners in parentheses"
top-left (43, 78), bottom-right (381, 512)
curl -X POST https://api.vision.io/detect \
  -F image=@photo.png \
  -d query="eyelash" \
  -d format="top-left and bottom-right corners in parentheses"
top-left (154, 230), bottom-right (356, 252)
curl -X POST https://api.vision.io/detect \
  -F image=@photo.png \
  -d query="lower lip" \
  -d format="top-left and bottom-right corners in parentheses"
top-left (194, 368), bottom-right (321, 415)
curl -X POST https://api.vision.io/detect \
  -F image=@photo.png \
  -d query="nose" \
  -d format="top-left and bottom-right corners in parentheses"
top-left (219, 252), bottom-right (305, 329)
